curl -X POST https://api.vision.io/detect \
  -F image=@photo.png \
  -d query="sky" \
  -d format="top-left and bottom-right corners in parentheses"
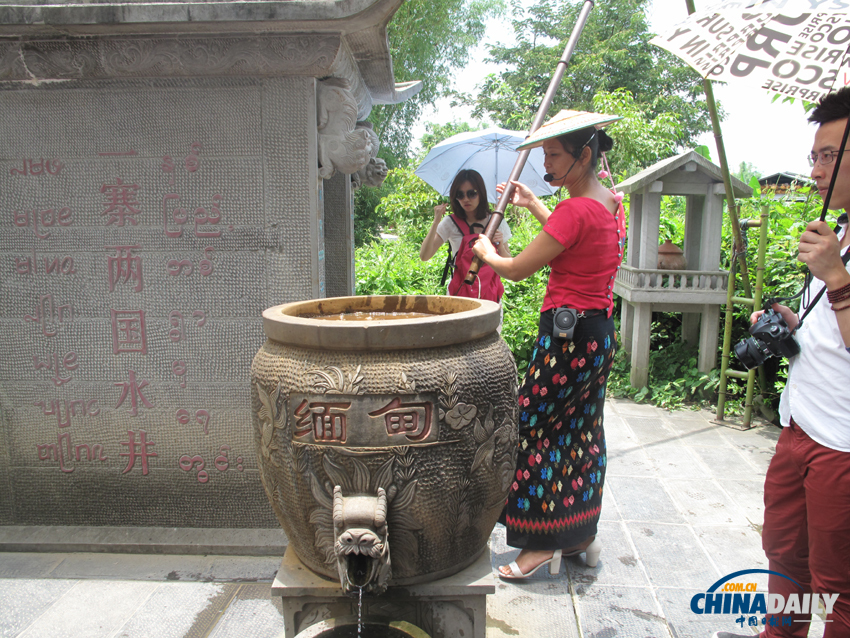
top-left (411, 0), bottom-right (815, 179)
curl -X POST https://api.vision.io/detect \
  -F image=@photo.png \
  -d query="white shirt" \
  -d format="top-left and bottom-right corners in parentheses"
top-left (436, 214), bottom-right (512, 257)
top-left (779, 223), bottom-right (850, 452)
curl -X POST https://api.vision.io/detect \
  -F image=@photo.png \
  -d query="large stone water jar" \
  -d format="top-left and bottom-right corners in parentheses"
top-left (251, 295), bottom-right (518, 590)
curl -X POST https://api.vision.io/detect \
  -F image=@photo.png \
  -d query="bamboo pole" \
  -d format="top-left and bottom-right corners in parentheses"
top-left (464, 0), bottom-right (595, 283)
top-left (683, 0), bottom-right (753, 300)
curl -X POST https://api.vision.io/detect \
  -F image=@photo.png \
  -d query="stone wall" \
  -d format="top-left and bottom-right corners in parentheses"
top-left (0, 75), bottom-right (321, 527)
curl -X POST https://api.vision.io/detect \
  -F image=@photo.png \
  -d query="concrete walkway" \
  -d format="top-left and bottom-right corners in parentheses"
top-left (0, 398), bottom-right (827, 638)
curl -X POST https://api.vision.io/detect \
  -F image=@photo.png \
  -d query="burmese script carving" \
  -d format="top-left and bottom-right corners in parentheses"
top-left (178, 444), bottom-right (243, 484)
top-left (316, 79), bottom-right (375, 179)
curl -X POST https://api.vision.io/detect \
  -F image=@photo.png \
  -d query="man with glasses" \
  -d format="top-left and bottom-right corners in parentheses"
top-left (714, 89), bottom-right (850, 638)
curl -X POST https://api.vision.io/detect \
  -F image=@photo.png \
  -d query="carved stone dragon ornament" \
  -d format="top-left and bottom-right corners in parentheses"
top-left (332, 485), bottom-right (391, 595)
top-left (316, 78), bottom-right (376, 179)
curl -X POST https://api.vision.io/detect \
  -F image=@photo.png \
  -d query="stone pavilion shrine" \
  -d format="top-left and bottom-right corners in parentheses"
top-left (614, 150), bottom-right (752, 388)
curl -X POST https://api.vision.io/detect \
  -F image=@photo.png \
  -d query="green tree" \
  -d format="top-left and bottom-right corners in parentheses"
top-left (418, 120), bottom-right (485, 155)
top-left (592, 88), bottom-right (682, 177)
top-left (355, 0), bottom-right (503, 245)
top-left (734, 161), bottom-right (762, 184)
top-left (354, 120), bottom-right (486, 245)
top-left (465, 0), bottom-right (712, 147)
top-left (370, 0), bottom-right (504, 163)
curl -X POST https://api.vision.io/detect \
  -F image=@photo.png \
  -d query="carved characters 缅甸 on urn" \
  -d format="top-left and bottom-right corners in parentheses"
top-left (251, 296), bottom-right (518, 593)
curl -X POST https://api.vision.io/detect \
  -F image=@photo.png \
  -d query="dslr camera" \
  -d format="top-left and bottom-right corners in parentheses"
top-left (733, 309), bottom-right (800, 370)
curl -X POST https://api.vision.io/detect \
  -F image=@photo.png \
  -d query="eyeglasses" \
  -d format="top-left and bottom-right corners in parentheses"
top-left (455, 189), bottom-right (478, 200)
top-left (807, 150), bottom-right (850, 166)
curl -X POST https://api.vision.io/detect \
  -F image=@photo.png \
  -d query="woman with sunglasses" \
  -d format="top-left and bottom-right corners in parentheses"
top-left (419, 169), bottom-right (512, 302)
top-left (471, 111), bottom-right (625, 580)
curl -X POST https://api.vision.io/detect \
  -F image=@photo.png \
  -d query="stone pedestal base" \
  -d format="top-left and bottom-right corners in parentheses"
top-left (271, 546), bottom-right (495, 638)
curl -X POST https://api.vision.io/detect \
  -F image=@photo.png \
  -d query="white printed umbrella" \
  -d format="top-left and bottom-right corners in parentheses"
top-left (651, 0), bottom-right (850, 217)
top-left (652, 0), bottom-right (849, 108)
top-left (414, 128), bottom-right (556, 203)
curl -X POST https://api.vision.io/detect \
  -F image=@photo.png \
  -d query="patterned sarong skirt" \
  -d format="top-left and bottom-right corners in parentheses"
top-left (502, 310), bottom-right (617, 550)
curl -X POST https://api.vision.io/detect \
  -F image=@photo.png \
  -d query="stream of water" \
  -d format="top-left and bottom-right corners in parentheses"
top-left (357, 585), bottom-right (363, 637)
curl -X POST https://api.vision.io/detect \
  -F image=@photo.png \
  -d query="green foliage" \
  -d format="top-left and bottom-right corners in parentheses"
top-left (465, 0), bottom-right (712, 147)
top-left (592, 88), bottom-right (682, 177)
top-left (375, 165), bottom-right (447, 240)
top-left (607, 334), bottom-right (721, 411)
top-left (354, 0), bottom-right (503, 246)
top-left (734, 161), bottom-right (762, 184)
top-left (369, 0), bottom-right (504, 163)
top-left (658, 196), bottom-right (686, 244)
top-left (418, 121), bottom-right (486, 155)
top-left (693, 144), bottom-right (711, 160)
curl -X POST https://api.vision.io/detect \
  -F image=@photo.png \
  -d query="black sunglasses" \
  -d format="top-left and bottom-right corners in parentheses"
top-left (455, 189), bottom-right (478, 200)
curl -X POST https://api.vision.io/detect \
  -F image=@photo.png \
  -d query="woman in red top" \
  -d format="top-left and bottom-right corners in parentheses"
top-left (472, 114), bottom-right (625, 580)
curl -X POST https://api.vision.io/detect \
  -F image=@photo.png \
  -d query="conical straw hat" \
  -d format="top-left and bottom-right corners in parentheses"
top-left (516, 109), bottom-right (621, 150)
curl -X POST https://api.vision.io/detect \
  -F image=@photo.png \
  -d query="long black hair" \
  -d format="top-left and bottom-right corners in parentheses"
top-left (449, 169), bottom-right (490, 221)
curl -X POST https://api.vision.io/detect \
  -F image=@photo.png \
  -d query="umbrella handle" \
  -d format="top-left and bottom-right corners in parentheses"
top-left (464, 0), bottom-right (595, 285)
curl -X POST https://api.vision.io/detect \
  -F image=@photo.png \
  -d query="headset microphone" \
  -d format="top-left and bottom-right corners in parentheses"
top-left (543, 173), bottom-right (555, 183)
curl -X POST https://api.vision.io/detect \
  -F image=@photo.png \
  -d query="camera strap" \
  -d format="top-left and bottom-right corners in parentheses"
top-left (794, 247), bottom-right (850, 332)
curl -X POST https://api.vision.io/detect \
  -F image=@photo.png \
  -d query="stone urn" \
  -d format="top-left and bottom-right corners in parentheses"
top-left (251, 295), bottom-right (518, 594)
top-left (657, 239), bottom-right (687, 270)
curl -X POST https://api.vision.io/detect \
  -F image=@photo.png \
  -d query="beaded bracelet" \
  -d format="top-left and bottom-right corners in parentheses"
top-left (831, 303), bottom-right (850, 312)
top-left (827, 281), bottom-right (850, 304)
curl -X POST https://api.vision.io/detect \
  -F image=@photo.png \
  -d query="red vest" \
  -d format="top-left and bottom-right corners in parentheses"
top-left (446, 215), bottom-right (504, 303)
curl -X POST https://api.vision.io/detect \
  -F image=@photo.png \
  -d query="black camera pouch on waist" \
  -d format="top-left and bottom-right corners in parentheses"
top-left (552, 307), bottom-right (578, 341)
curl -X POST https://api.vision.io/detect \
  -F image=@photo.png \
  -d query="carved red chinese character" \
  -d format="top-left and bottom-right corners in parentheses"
top-left (115, 370), bottom-right (153, 415)
top-left (369, 397), bottom-right (433, 442)
top-left (111, 309), bottom-right (147, 355)
top-left (293, 399), bottom-right (351, 442)
top-left (107, 245), bottom-right (143, 292)
top-left (120, 430), bottom-right (157, 475)
top-left (101, 178), bottom-right (141, 226)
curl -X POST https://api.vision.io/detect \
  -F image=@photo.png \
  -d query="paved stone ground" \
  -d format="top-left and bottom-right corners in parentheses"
top-left (0, 398), bottom-right (829, 638)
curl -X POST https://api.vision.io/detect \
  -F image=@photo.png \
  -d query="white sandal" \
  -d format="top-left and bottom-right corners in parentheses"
top-left (564, 537), bottom-right (602, 567)
top-left (498, 549), bottom-right (562, 580)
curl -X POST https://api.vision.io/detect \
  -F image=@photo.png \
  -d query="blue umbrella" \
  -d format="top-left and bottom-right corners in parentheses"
top-left (414, 127), bottom-right (556, 203)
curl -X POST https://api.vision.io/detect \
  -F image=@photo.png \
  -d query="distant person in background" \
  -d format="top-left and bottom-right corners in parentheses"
top-left (419, 169), bottom-right (511, 302)
top-left (472, 111), bottom-right (624, 580)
